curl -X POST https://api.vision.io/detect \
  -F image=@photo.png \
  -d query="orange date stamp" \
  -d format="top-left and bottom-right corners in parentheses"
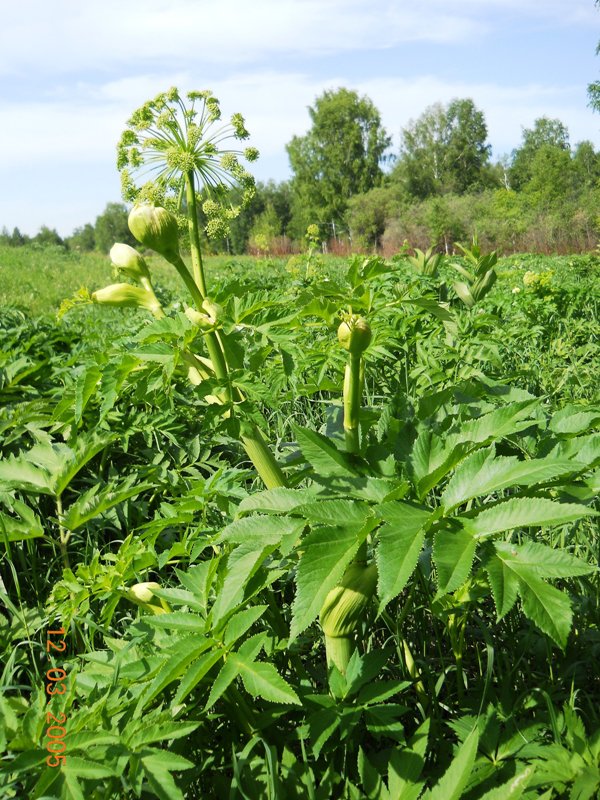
top-left (45, 627), bottom-right (68, 766)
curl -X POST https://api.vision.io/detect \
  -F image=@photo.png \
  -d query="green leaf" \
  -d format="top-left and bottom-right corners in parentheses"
top-left (307, 707), bottom-right (341, 758)
top-left (61, 478), bottom-right (153, 531)
top-left (459, 400), bottom-right (540, 444)
top-left (549, 406), bottom-right (600, 435)
top-left (433, 528), bottom-right (478, 595)
top-left (54, 432), bottom-right (115, 495)
top-left (173, 649), bottom-right (225, 705)
top-left (484, 553), bottom-right (520, 620)
top-left (358, 747), bottom-right (385, 799)
top-left (461, 497), bottom-right (598, 539)
top-left (293, 425), bottom-right (358, 477)
top-left (0, 499), bottom-right (44, 542)
top-left (477, 765), bottom-right (534, 799)
top-left (218, 514), bottom-right (305, 545)
top-left (0, 457), bottom-right (53, 494)
top-left (230, 655), bottom-right (301, 705)
top-left (494, 540), bottom-right (595, 579)
top-left (62, 755), bottom-right (118, 779)
top-left (141, 754), bottom-right (187, 800)
top-left (236, 487), bottom-right (316, 515)
top-left (212, 541), bottom-right (278, 624)
top-left (204, 657), bottom-right (239, 710)
top-left (142, 612), bottom-right (206, 632)
top-left (128, 721), bottom-right (200, 749)
top-left (441, 447), bottom-right (583, 511)
top-left (224, 605), bottom-right (267, 646)
top-left (518, 573), bottom-right (573, 648)
top-left (375, 503), bottom-right (432, 611)
top-left (134, 637), bottom-right (211, 715)
top-left (290, 525), bottom-right (364, 640)
top-left (411, 428), bottom-right (469, 498)
top-left (73, 364), bottom-right (101, 425)
top-left (421, 727), bottom-right (478, 800)
top-left (296, 499), bottom-right (371, 527)
top-left (489, 542), bottom-right (581, 646)
top-left (388, 718), bottom-right (430, 800)
top-left (60, 772), bottom-right (86, 800)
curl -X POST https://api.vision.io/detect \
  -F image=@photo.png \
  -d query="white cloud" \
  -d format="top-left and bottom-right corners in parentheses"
top-left (0, 0), bottom-right (488, 76)
top-left (3, 69), bottom-right (596, 176)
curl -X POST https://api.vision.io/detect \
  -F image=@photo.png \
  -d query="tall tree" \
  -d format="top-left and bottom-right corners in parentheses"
top-left (94, 202), bottom-right (136, 253)
top-left (509, 117), bottom-right (570, 190)
top-left (394, 98), bottom-right (492, 198)
top-left (286, 88), bottom-right (391, 238)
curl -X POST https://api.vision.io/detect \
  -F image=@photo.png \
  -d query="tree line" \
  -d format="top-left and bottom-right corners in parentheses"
top-left (3, 87), bottom-right (600, 257)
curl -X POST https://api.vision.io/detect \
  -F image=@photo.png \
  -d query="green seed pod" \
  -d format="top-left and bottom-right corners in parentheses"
top-left (128, 204), bottom-right (180, 260)
top-left (320, 562), bottom-right (377, 638)
top-left (110, 243), bottom-right (151, 281)
top-left (337, 316), bottom-right (372, 356)
top-left (92, 283), bottom-right (162, 315)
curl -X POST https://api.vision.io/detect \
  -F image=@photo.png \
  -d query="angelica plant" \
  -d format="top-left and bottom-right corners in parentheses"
top-left (117, 87), bottom-right (258, 297)
top-left (112, 88), bottom-right (286, 490)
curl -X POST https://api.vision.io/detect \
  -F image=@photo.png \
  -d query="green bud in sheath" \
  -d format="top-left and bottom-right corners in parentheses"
top-left (337, 316), bottom-right (372, 356)
top-left (128, 204), bottom-right (180, 261)
top-left (92, 282), bottom-right (162, 316)
top-left (126, 581), bottom-right (171, 614)
top-left (320, 562), bottom-right (377, 638)
top-left (110, 243), bottom-right (151, 281)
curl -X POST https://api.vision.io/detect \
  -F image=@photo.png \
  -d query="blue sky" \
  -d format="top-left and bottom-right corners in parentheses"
top-left (1, 0), bottom-right (599, 237)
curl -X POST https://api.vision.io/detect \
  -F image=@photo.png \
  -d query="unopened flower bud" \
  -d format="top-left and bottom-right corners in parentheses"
top-left (110, 243), bottom-right (150, 281)
top-left (128, 204), bottom-right (180, 260)
top-left (127, 581), bottom-right (161, 604)
top-left (92, 282), bottom-right (161, 315)
top-left (126, 581), bottom-right (171, 614)
top-left (337, 316), bottom-right (372, 356)
top-left (320, 563), bottom-right (377, 638)
top-left (185, 306), bottom-right (213, 329)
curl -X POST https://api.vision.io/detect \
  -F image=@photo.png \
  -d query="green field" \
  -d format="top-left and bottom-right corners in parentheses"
top-left (1, 239), bottom-right (600, 799)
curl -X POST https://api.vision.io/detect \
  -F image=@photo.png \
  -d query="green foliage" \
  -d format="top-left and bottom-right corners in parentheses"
top-left (509, 117), bottom-right (570, 191)
top-left (393, 98), bottom-right (492, 198)
top-left (286, 88), bottom-right (391, 237)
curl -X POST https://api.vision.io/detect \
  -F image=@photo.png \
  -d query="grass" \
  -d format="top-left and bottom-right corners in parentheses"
top-left (0, 244), bottom-right (348, 315)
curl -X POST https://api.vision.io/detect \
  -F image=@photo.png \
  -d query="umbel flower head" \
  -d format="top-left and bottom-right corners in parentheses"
top-left (117, 87), bottom-right (259, 241)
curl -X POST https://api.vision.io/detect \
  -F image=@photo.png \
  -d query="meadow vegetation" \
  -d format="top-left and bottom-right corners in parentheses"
top-left (0, 86), bottom-right (599, 800)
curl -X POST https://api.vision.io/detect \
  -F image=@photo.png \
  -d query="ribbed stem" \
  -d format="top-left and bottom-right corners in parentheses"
top-left (172, 182), bottom-right (287, 490)
top-left (240, 422), bottom-right (287, 489)
top-left (184, 171), bottom-right (207, 296)
top-left (343, 353), bottom-right (362, 453)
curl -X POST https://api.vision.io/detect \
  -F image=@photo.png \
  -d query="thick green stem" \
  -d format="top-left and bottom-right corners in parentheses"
top-left (184, 171), bottom-right (207, 296)
top-left (174, 181), bottom-right (287, 490)
top-left (240, 422), bottom-right (287, 489)
top-left (343, 353), bottom-right (362, 453)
